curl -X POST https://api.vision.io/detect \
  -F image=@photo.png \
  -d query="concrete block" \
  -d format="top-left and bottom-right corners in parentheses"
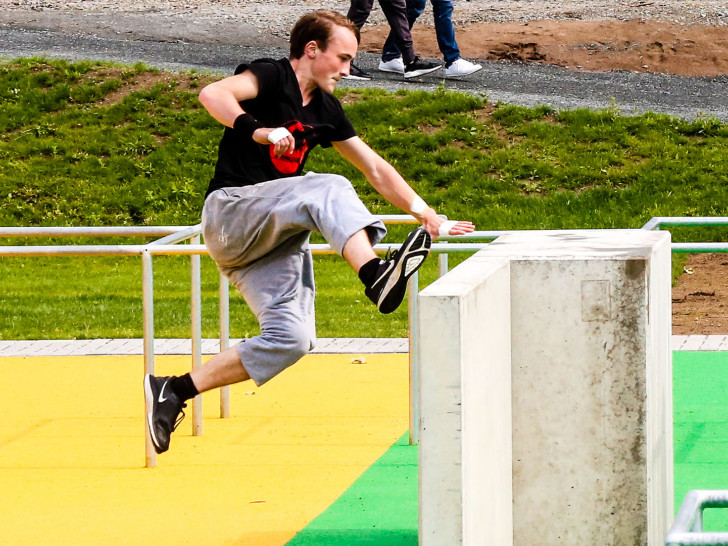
top-left (418, 257), bottom-right (512, 546)
top-left (484, 229), bottom-right (673, 545)
top-left (417, 229), bottom-right (672, 546)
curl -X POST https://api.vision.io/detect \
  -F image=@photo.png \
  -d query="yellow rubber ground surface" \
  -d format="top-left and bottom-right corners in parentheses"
top-left (0, 353), bottom-right (409, 545)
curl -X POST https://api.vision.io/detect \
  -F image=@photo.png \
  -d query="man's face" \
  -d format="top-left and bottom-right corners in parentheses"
top-left (311, 25), bottom-right (358, 93)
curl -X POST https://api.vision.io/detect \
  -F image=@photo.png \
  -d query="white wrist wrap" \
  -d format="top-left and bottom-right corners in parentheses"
top-left (438, 220), bottom-right (457, 237)
top-left (267, 127), bottom-right (292, 144)
top-left (410, 196), bottom-right (427, 215)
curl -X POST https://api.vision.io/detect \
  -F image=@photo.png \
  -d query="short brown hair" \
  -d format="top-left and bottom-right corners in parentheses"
top-left (289, 10), bottom-right (360, 60)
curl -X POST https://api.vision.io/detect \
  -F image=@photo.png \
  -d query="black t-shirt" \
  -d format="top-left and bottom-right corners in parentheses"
top-left (205, 58), bottom-right (357, 198)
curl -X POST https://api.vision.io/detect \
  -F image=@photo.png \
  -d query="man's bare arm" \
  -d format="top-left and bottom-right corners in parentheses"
top-left (198, 72), bottom-right (296, 156)
top-left (333, 136), bottom-right (475, 238)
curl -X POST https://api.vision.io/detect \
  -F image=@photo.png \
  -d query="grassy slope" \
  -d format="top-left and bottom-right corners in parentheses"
top-left (0, 58), bottom-right (725, 338)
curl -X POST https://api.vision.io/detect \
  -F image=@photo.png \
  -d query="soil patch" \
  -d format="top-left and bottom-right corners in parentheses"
top-left (673, 254), bottom-right (728, 335)
top-left (362, 19), bottom-right (728, 77)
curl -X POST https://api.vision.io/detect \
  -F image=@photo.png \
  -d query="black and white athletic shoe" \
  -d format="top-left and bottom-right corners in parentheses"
top-left (404, 57), bottom-right (442, 79)
top-left (344, 62), bottom-right (372, 81)
top-left (365, 227), bottom-right (432, 314)
top-left (144, 374), bottom-right (187, 454)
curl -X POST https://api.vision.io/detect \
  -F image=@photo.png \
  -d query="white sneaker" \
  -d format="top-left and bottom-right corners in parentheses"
top-left (378, 57), bottom-right (405, 74)
top-left (444, 58), bottom-right (483, 78)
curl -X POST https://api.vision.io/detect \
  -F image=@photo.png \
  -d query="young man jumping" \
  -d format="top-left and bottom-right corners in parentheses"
top-left (144, 9), bottom-right (474, 454)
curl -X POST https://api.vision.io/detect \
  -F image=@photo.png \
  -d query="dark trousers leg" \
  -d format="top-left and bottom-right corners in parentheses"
top-left (347, 0), bottom-right (375, 27)
top-left (378, 0), bottom-right (416, 64)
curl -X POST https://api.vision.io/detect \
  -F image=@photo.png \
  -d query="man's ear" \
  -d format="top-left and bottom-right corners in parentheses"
top-left (304, 40), bottom-right (319, 58)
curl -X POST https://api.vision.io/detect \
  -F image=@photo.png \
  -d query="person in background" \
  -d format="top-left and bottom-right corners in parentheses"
top-left (379, 0), bottom-right (482, 78)
top-left (346, 0), bottom-right (442, 80)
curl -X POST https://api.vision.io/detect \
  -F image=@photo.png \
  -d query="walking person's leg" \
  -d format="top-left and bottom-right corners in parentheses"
top-left (380, 0), bottom-right (426, 72)
top-left (432, 0), bottom-right (483, 77)
top-left (347, 0), bottom-right (375, 27)
top-left (378, 0), bottom-right (441, 78)
top-left (346, 0), bottom-right (377, 79)
top-left (431, 0), bottom-right (460, 65)
top-left (378, 0), bottom-right (416, 65)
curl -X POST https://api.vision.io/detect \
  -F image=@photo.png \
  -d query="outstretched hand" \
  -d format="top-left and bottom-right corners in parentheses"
top-left (437, 220), bottom-right (476, 238)
top-left (420, 209), bottom-right (475, 240)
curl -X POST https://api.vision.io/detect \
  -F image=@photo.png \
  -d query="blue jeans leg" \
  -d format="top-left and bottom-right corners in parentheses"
top-left (431, 0), bottom-right (460, 65)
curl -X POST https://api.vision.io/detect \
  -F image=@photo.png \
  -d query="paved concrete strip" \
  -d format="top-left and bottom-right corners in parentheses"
top-left (696, 335), bottom-right (728, 351)
top-left (678, 335), bottom-right (710, 351)
top-left (0, 338), bottom-right (412, 356)
top-left (0, 337), bottom-right (723, 357)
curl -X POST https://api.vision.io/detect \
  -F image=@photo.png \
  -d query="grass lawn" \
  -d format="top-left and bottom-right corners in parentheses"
top-left (0, 58), bottom-right (725, 338)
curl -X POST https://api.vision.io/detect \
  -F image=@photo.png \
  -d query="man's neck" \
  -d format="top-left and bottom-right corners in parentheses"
top-left (289, 57), bottom-right (316, 106)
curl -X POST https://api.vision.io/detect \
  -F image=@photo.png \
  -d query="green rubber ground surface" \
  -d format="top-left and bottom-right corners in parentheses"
top-left (289, 351), bottom-right (728, 543)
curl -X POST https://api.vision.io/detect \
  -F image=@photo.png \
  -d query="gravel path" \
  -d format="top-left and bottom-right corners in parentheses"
top-left (0, 0), bottom-right (727, 121)
top-left (2, 0), bottom-right (726, 40)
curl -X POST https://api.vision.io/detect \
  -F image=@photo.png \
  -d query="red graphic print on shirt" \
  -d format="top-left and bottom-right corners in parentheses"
top-left (269, 121), bottom-right (311, 175)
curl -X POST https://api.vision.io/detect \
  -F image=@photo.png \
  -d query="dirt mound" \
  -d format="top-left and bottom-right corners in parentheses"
top-left (362, 19), bottom-right (728, 77)
top-left (673, 254), bottom-right (728, 335)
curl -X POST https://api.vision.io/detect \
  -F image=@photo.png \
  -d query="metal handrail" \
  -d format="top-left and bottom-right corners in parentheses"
top-left (4, 216), bottom-right (728, 465)
top-left (642, 217), bottom-right (728, 231)
top-left (0, 241), bottom-right (487, 257)
top-left (0, 226), bottom-right (188, 237)
top-left (666, 490), bottom-right (728, 545)
top-left (0, 215), bottom-right (448, 467)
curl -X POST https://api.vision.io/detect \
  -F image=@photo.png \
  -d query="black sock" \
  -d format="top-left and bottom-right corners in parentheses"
top-left (170, 373), bottom-right (199, 402)
top-left (358, 257), bottom-right (382, 287)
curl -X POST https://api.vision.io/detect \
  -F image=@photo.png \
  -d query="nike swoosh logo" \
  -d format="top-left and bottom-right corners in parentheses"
top-left (158, 381), bottom-right (170, 403)
top-left (372, 260), bottom-right (395, 288)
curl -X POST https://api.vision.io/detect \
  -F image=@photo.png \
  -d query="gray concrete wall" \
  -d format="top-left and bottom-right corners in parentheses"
top-left (419, 257), bottom-right (513, 546)
top-left (418, 229), bottom-right (673, 545)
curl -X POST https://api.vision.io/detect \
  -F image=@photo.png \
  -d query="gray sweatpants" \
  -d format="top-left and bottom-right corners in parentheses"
top-left (202, 172), bottom-right (386, 386)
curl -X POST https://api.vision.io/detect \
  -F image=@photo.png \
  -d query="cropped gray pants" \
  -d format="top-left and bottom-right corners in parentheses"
top-left (202, 172), bottom-right (386, 386)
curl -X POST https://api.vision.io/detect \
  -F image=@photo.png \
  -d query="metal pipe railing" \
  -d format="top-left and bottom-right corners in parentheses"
top-left (190, 234), bottom-right (203, 437)
top-left (142, 249), bottom-right (156, 469)
top-left (666, 490), bottom-right (728, 545)
top-left (0, 226), bottom-right (188, 238)
top-left (219, 272), bottom-right (231, 418)
top-left (408, 272), bottom-right (419, 446)
top-left (148, 224), bottom-right (202, 246)
top-left (672, 243), bottom-right (728, 253)
top-left (0, 242), bottom-right (488, 258)
top-left (642, 217), bottom-right (728, 231)
top-left (4, 216), bottom-right (728, 463)
top-left (0, 216), bottom-right (445, 464)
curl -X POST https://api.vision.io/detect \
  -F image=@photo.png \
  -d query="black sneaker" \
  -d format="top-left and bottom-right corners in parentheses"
top-left (344, 62), bottom-right (372, 81)
top-left (404, 56), bottom-right (442, 79)
top-left (365, 227), bottom-right (432, 314)
top-left (144, 374), bottom-right (187, 454)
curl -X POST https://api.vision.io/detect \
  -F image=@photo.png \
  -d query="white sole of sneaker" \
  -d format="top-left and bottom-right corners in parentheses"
top-left (377, 228), bottom-right (431, 313)
top-left (379, 67), bottom-right (404, 74)
top-left (444, 65), bottom-right (484, 78)
top-left (403, 65), bottom-right (442, 79)
top-left (144, 374), bottom-right (162, 453)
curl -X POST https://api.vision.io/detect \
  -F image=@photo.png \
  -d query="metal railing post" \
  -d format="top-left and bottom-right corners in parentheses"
top-left (219, 271), bottom-right (231, 418)
top-left (408, 270), bottom-right (420, 446)
top-left (191, 235), bottom-right (203, 436)
top-left (142, 249), bottom-right (156, 468)
top-left (439, 243), bottom-right (449, 277)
